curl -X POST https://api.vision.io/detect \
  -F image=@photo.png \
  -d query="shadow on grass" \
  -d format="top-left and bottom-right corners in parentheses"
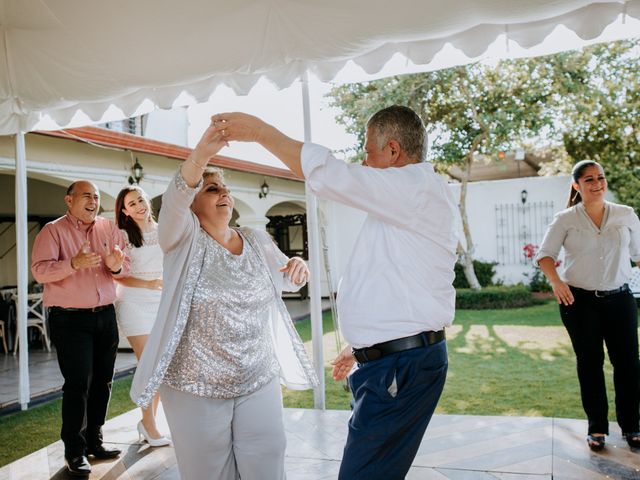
top-left (284, 301), bottom-right (613, 419)
top-left (440, 307), bottom-right (620, 420)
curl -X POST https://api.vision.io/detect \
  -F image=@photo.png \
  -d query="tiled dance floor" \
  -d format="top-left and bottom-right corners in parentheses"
top-left (1, 408), bottom-right (639, 479)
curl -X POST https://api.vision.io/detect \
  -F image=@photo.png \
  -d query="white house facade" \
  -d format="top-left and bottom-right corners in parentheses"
top-left (1, 125), bottom-right (605, 300)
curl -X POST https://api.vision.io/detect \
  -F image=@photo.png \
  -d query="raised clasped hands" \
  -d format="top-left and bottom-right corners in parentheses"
top-left (279, 257), bottom-right (309, 285)
top-left (104, 244), bottom-right (124, 273)
top-left (190, 121), bottom-right (230, 168)
top-left (551, 279), bottom-right (574, 306)
top-left (331, 345), bottom-right (355, 381)
top-left (210, 112), bottom-right (268, 144)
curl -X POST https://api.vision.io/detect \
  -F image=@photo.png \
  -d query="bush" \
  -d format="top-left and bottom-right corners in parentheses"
top-left (525, 268), bottom-right (553, 292)
top-left (522, 243), bottom-right (557, 292)
top-left (453, 259), bottom-right (498, 289)
top-left (456, 285), bottom-right (542, 310)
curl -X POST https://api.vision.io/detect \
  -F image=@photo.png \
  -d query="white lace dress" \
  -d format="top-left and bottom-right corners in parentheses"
top-left (115, 226), bottom-right (163, 337)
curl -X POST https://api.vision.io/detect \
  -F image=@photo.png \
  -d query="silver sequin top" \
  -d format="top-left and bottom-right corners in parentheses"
top-left (163, 229), bottom-right (279, 398)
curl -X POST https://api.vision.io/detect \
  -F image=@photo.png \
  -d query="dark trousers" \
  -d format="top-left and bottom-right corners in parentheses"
top-left (48, 305), bottom-right (119, 457)
top-left (339, 339), bottom-right (448, 480)
top-left (560, 288), bottom-right (640, 435)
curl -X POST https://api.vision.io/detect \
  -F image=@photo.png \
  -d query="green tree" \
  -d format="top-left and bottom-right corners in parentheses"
top-left (330, 60), bottom-right (558, 289)
top-left (329, 39), bottom-right (640, 289)
top-left (550, 40), bottom-right (640, 212)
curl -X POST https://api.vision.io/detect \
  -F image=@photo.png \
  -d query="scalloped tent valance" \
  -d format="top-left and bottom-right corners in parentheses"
top-left (1, 0), bottom-right (639, 135)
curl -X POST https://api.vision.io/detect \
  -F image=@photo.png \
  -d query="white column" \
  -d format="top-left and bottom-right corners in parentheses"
top-left (301, 73), bottom-right (325, 410)
top-left (15, 131), bottom-right (31, 410)
top-left (236, 214), bottom-right (269, 231)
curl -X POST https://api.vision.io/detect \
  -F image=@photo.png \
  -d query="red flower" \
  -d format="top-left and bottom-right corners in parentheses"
top-left (523, 243), bottom-right (538, 259)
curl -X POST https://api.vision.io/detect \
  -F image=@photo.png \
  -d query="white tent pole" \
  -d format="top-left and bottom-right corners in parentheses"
top-left (15, 131), bottom-right (31, 410)
top-left (301, 72), bottom-right (325, 409)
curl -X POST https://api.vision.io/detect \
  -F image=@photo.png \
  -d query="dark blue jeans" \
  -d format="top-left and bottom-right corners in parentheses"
top-left (339, 339), bottom-right (448, 480)
top-left (560, 288), bottom-right (639, 435)
top-left (49, 305), bottom-right (119, 457)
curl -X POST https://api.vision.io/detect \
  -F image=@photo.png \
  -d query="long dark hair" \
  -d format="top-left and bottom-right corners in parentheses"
top-left (115, 186), bottom-right (153, 248)
top-left (567, 160), bottom-right (602, 208)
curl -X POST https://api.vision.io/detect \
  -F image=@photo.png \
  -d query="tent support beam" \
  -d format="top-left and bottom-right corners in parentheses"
top-left (15, 131), bottom-right (31, 410)
top-left (301, 73), bottom-right (325, 409)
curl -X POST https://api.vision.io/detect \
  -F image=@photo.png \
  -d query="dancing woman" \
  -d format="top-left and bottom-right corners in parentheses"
top-left (131, 124), bottom-right (317, 479)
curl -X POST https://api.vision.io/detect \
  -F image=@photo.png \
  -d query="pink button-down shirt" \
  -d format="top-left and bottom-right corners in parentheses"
top-left (31, 212), bottom-right (130, 308)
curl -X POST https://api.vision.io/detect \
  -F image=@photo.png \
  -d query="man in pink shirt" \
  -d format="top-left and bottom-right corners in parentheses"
top-left (32, 180), bottom-right (130, 477)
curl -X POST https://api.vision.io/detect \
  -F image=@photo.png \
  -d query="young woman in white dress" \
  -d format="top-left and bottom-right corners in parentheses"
top-left (115, 186), bottom-right (171, 447)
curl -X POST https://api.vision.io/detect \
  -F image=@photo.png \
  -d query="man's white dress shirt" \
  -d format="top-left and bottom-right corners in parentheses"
top-left (301, 143), bottom-right (459, 349)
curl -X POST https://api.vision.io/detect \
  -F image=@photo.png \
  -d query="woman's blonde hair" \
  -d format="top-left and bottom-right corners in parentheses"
top-left (202, 166), bottom-right (224, 182)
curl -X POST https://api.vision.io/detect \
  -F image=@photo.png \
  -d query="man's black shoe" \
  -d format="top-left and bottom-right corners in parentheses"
top-left (86, 444), bottom-right (122, 459)
top-left (65, 455), bottom-right (91, 476)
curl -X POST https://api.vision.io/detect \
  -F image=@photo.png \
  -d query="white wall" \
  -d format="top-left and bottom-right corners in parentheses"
top-left (0, 133), bottom-right (307, 289)
top-left (449, 175), bottom-right (573, 283)
top-left (144, 108), bottom-right (188, 146)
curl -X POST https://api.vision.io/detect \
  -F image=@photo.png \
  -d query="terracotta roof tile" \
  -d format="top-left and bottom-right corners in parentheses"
top-left (35, 127), bottom-right (302, 181)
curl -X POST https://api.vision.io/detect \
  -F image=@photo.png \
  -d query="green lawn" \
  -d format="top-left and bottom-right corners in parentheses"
top-left (442, 303), bottom-right (585, 418)
top-left (1, 301), bottom-right (635, 467)
top-left (291, 309), bottom-right (338, 343)
top-left (0, 375), bottom-right (136, 467)
top-left (282, 301), bottom-right (623, 419)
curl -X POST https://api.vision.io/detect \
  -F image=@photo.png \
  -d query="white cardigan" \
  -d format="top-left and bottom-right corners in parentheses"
top-left (130, 172), bottom-right (318, 408)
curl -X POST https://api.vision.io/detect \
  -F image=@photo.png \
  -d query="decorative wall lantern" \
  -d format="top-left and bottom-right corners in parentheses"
top-left (128, 158), bottom-right (144, 185)
top-left (258, 179), bottom-right (269, 199)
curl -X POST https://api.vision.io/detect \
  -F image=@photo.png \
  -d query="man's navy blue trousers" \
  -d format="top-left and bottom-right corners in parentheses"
top-left (338, 339), bottom-right (448, 480)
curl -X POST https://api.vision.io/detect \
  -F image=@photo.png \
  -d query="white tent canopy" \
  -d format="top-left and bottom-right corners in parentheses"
top-left (3, 0), bottom-right (640, 410)
top-left (1, 0), bottom-right (639, 134)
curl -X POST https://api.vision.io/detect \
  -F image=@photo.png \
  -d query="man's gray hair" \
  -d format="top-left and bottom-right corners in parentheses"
top-left (366, 105), bottom-right (427, 162)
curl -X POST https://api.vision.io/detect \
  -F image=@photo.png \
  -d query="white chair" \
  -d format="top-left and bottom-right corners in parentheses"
top-left (12, 293), bottom-right (51, 354)
top-left (630, 266), bottom-right (640, 300)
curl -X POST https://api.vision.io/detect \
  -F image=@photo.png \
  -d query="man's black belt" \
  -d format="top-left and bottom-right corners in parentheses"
top-left (49, 304), bottom-right (113, 313)
top-left (571, 284), bottom-right (629, 298)
top-left (352, 330), bottom-right (445, 364)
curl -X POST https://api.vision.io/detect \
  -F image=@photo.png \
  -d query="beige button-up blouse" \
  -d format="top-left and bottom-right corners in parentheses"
top-left (536, 201), bottom-right (640, 291)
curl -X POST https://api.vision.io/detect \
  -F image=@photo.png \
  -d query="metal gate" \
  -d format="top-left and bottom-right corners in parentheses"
top-left (495, 201), bottom-right (555, 265)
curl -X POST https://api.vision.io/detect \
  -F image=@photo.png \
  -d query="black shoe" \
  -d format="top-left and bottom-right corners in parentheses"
top-left (65, 455), bottom-right (91, 476)
top-left (623, 432), bottom-right (640, 448)
top-left (587, 434), bottom-right (606, 451)
top-left (86, 444), bottom-right (122, 459)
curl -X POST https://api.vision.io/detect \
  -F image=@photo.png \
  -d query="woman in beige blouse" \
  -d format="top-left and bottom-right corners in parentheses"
top-left (536, 160), bottom-right (640, 452)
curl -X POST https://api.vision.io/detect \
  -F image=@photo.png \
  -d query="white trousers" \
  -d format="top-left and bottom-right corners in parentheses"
top-left (160, 377), bottom-right (286, 480)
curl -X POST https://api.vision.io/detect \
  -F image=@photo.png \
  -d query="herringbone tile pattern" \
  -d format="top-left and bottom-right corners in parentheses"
top-left (2, 408), bottom-right (638, 479)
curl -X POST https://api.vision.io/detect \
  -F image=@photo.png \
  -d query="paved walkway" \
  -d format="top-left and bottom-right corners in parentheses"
top-left (1, 407), bottom-right (639, 479)
top-left (0, 350), bottom-right (138, 411)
